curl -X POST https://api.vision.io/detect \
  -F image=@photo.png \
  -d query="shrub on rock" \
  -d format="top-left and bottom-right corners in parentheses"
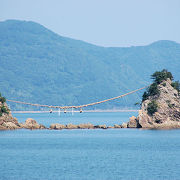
top-left (147, 100), bottom-right (158, 115)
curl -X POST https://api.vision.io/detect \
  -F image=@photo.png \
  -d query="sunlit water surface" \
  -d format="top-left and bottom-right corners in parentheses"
top-left (0, 112), bottom-right (180, 180)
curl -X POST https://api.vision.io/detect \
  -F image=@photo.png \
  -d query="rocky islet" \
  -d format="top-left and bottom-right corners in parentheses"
top-left (128, 76), bottom-right (180, 129)
top-left (1, 70), bottom-right (180, 130)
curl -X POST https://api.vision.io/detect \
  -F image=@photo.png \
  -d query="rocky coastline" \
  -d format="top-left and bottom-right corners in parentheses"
top-left (0, 101), bottom-right (130, 130)
top-left (0, 117), bottom-right (129, 130)
top-left (0, 70), bottom-right (179, 130)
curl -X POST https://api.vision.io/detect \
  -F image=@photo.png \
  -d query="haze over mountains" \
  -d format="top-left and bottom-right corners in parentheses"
top-left (0, 20), bottom-right (180, 110)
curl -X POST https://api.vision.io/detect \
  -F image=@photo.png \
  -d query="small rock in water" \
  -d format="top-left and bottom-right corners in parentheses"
top-left (66, 124), bottom-right (78, 129)
top-left (50, 123), bottom-right (65, 130)
top-left (23, 118), bottom-right (41, 129)
top-left (94, 124), bottom-right (107, 129)
top-left (114, 124), bottom-right (121, 128)
top-left (127, 116), bottom-right (141, 128)
top-left (78, 123), bottom-right (94, 129)
top-left (107, 126), bottom-right (114, 128)
top-left (39, 124), bottom-right (46, 129)
top-left (121, 122), bottom-right (127, 128)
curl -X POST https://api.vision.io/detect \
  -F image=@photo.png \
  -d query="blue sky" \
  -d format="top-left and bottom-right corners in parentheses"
top-left (1, 0), bottom-right (180, 47)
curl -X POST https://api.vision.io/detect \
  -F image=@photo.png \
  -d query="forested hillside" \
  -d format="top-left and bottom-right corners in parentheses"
top-left (0, 20), bottom-right (180, 110)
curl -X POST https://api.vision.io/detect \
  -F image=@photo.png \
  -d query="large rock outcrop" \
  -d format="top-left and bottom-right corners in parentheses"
top-left (128, 79), bottom-right (180, 129)
top-left (0, 102), bottom-right (21, 130)
top-left (22, 118), bottom-right (46, 129)
top-left (0, 101), bottom-right (46, 130)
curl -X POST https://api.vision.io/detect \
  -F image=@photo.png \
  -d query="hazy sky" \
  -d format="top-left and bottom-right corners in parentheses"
top-left (1, 0), bottom-right (180, 47)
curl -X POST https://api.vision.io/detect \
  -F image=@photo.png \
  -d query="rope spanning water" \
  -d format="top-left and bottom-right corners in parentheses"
top-left (7, 85), bottom-right (149, 109)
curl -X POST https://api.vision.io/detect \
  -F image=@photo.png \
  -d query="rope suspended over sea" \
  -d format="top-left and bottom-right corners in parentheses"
top-left (6, 85), bottom-right (149, 110)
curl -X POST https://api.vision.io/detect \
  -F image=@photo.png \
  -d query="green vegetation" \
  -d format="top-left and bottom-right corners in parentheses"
top-left (0, 93), bottom-right (6, 104)
top-left (171, 81), bottom-right (180, 94)
top-left (151, 69), bottom-right (173, 84)
top-left (134, 102), bottom-right (141, 109)
top-left (0, 105), bottom-right (9, 116)
top-left (142, 69), bottom-right (179, 116)
top-left (142, 92), bottom-right (149, 102)
top-left (168, 103), bottom-right (175, 108)
top-left (142, 83), bottom-right (160, 102)
top-left (134, 102), bottom-right (140, 106)
top-left (166, 100), bottom-right (175, 108)
top-left (162, 82), bottom-right (166, 87)
top-left (142, 69), bottom-right (179, 102)
top-left (0, 93), bottom-right (9, 116)
top-left (0, 96), bottom-right (6, 104)
top-left (147, 100), bottom-right (158, 115)
top-left (0, 20), bottom-right (180, 110)
top-left (148, 83), bottom-right (160, 96)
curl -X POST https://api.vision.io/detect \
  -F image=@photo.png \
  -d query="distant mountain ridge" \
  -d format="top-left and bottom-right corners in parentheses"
top-left (0, 20), bottom-right (180, 110)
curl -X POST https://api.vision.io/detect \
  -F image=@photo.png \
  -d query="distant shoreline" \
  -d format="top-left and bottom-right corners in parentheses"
top-left (12, 109), bottom-right (138, 113)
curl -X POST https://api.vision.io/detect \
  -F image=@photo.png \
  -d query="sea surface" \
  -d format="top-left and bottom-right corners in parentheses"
top-left (0, 112), bottom-right (180, 180)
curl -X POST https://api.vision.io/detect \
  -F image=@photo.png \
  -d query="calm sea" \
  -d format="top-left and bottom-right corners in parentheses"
top-left (0, 112), bottom-right (180, 180)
